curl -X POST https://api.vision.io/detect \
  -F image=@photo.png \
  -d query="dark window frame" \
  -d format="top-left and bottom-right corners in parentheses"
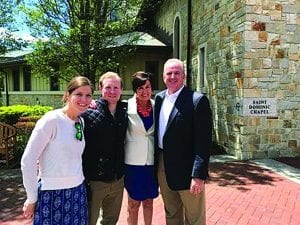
top-left (145, 61), bottom-right (159, 90)
top-left (23, 66), bottom-right (31, 91)
top-left (12, 68), bottom-right (20, 91)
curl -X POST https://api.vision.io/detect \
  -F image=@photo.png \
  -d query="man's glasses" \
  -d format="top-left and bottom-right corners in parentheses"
top-left (75, 122), bottom-right (83, 141)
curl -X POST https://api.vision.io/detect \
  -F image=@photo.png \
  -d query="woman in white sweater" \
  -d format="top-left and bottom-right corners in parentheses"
top-left (125, 72), bottom-right (158, 225)
top-left (21, 76), bottom-right (93, 225)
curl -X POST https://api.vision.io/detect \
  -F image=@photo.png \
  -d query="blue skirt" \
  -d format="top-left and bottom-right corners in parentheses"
top-left (33, 182), bottom-right (88, 225)
top-left (124, 165), bottom-right (159, 201)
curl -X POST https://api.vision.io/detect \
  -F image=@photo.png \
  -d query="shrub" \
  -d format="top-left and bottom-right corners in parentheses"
top-left (14, 116), bottom-right (44, 164)
top-left (0, 105), bottom-right (52, 167)
top-left (0, 105), bottom-right (52, 125)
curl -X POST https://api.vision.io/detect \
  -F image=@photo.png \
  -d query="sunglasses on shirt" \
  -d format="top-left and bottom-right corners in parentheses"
top-left (75, 122), bottom-right (83, 141)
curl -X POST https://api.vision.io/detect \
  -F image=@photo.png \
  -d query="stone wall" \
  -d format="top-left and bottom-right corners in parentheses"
top-left (154, 0), bottom-right (300, 159)
top-left (1, 92), bottom-right (66, 108)
top-left (0, 91), bottom-right (138, 108)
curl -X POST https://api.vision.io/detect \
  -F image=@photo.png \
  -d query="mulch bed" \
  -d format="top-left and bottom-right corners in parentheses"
top-left (274, 156), bottom-right (300, 169)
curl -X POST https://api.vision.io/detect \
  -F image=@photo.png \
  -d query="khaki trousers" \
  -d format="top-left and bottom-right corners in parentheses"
top-left (89, 177), bottom-right (124, 225)
top-left (158, 154), bottom-right (206, 225)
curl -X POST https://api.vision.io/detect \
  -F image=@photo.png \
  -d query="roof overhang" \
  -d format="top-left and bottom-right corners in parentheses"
top-left (107, 31), bottom-right (170, 48)
top-left (0, 48), bottom-right (34, 67)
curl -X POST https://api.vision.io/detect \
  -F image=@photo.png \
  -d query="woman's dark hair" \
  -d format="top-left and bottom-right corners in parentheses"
top-left (131, 71), bottom-right (152, 93)
top-left (63, 76), bottom-right (93, 103)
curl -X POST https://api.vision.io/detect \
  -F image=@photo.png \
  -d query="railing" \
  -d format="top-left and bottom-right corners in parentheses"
top-left (0, 122), bottom-right (16, 167)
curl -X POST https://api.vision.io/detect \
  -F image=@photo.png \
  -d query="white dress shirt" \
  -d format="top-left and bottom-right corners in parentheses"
top-left (158, 86), bottom-right (184, 149)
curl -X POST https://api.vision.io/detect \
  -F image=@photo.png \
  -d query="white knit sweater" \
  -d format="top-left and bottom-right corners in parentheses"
top-left (21, 109), bottom-right (85, 203)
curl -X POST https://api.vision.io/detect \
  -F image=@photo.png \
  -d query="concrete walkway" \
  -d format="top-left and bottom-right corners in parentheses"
top-left (0, 155), bottom-right (299, 225)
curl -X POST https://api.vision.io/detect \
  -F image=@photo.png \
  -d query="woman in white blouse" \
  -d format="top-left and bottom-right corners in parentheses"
top-left (125, 72), bottom-right (158, 225)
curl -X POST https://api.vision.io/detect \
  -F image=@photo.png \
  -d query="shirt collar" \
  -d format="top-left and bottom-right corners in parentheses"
top-left (166, 85), bottom-right (184, 99)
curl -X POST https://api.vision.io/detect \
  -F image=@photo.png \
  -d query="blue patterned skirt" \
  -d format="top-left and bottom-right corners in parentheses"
top-left (33, 182), bottom-right (88, 225)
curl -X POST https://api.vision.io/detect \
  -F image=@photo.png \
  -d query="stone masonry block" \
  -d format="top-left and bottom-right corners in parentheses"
top-left (257, 49), bottom-right (269, 58)
top-left (244, 89), bottom-right (261, 97)
top-left (244, 144), bottom-right (259, 152)
top-left (288, 140), bottom-right (298, 148)
top-left (283, 131), bottom-right (296, 140)
top-left (267, 119), bottom-right (281, 128)
top-left (288, 61), bottom-right (297, 74)
top-left (270, 39), bottom-right (280, 45)
top-left (253, 5), bottom-right (263, 14)
top-left (245, 77), bottom-right (258, 88)
top-left (262, 9), bottom-right (270, 16)
top-left (240, 127), bottom-right (257, 135)
top-left (280, 58), bottom-right (289, 69)
top-left (235, 71), bottom-right (242, 78)
top-left (270, 10), bottom-right (282, 20)
top-left (259, 31), bottom-right (268, 42)
top-left (234, 1), bottom-right (243, 11)
top-left (289, 53), bottom-right (299, 61)
top-left (234, 32), bottom-right (242, 44)
top-left (248, 117), bottom-right (261, 126)
top-left (275, 4), bottom-right (282, 11)
top-left (262, 0), bottom-right (273, 9)
top-left (262, 59), bottom-right (272, 68)
top-left (236, 78), bottom-right (243, 89)
top-left (244, 70), bottom-right (253, 77)
top-left (268, 149), bottom-right (280, 158)
top-left (260, 134), bottom-right (269, 144)
top-left (276, 49), bottom-right (285, 58)
top-left (287, 14), bottom-right (297, 24)
top-left (283, 110), bottom-right (294, 119)
top-left (251, 58), bottom-right (262, 69)
top-left (248, 40), bottom-right (268, 49)
top-left (268, 134), bottom-right (281, 144)
top-left (258, 69), bottom-right (272, 78)
top-left (220, 25), bottom-right (230, 37)
top-left (246, 0), bottom-right (256, 5)
top-left (283, 120), bottom-right (292, 128)
top-left (289, 86), bottom-right (299, 95)
top-left (252, 21), bottom-right (266, 31)
top-left (252, 151), bottom-right (268, 159)
top-left (244, 31), bottom-right (258, 40)
top-left (282, 4), bottom-right (300, 14)
top-left (291, 111), bottom-right (300, 122)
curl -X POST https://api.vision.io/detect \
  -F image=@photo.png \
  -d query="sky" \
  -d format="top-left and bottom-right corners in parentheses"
top-left (12, 0), bottom-right (36, 39)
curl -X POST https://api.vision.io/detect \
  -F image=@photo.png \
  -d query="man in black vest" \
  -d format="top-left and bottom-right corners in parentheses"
top-left (154, 58), bottom-right (212, 225)
top-left (82, 72), bottom-right (128, 225)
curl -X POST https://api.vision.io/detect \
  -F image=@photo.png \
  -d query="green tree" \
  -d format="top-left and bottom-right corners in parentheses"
top-left (22, 0), bottom-right (144, 85)
top-left (0, 0), bottom-right (24, 54)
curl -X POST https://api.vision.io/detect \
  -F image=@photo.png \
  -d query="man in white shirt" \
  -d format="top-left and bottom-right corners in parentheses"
top-left (154, 58), bottom-right (213, 225)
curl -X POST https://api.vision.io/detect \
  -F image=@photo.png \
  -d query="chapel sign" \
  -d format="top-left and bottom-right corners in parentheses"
top-left (243, 98), bottom-right (277, 117)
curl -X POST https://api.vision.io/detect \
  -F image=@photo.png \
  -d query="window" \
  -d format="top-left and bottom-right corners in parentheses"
top-left (145, 61), bottom-right (159, 90)
top-left (0, 74), bottom-right (3, 91)
top-left (50, 76), bottom-right (59, 91)
top-left (109, 8), bottom-right (118, 21)
top-left (23, 66), bottom-right (31, 91)
top-left (174, 16), bottom-right (180, 58)
top-left (50, 64), bottom-right (59, 91)
top-left (199, 46), bottom-right (206, 89)
top-left (12, 68), bottom-right (20, 91)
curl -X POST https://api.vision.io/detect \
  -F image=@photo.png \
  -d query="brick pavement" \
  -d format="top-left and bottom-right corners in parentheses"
top-left (206, 161), bottom-right (300, 225)
top-left (1, 158), bottom-right (299, 225)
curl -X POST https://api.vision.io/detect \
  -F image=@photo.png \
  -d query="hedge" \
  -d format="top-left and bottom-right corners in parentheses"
top-left (0, 105), bottom-right (53, 167)
top-left (0, 105), bottom-right (53, 125)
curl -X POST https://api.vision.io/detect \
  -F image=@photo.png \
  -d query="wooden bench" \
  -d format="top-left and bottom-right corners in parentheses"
top-left (0, 122), bottom-right (16, 167)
